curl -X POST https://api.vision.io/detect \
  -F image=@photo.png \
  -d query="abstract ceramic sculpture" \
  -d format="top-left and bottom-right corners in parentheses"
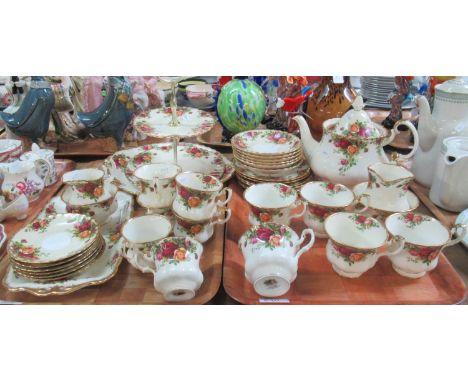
top-left (0, 76), bottom-right (55, 142)
top-left (216, 79), bottom-right (266, 134)
top-left (78, 76), bottom-right (134, 147)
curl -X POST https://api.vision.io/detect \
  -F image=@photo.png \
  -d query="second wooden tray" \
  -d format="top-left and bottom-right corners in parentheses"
top-left (223, 180), bottom-right (467, 305)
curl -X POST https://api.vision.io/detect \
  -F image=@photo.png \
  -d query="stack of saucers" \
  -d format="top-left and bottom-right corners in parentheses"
top-left (232, 129), bottom-right (312, 189)
top-left (8, 213), bottom-right (104, 282)
top-left (360, 76), bottom-right (415, 109)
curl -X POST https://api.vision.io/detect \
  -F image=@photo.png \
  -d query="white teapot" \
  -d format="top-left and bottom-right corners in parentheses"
top-left (412, 78), bottom-right (468, 187)
top-left (294, 96), bottom-right (419, 187)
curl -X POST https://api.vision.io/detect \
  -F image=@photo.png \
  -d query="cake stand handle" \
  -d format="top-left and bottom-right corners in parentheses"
top-left (172, 136), bottom-right (180, 164)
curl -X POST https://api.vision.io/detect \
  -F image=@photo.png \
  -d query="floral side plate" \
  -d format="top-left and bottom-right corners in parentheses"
top-left (232, 130), bottom-right (301, 155)
top-left (133, 107), bottom-right (216, 138)
top-left (103, 142), bottom-right (234, 195)
top-left (8, 214), bottom-right (99, 264)
top-left (2, 192), bottom-right (133, 296)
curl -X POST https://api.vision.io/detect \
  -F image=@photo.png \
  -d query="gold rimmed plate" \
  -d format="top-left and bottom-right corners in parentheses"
top-left (232, 129), bottom-right (301, 156)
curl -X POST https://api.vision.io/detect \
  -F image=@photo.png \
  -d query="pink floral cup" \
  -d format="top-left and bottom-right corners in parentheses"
top-left (173, 172), bottom-right (232, 221)
top-left (385, 212), bottom-right (467, 278)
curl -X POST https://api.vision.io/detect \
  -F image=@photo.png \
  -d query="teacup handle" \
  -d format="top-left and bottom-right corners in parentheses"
top-left (353, 193), bottom-right (370, 213)
top-left (289, 200), bottom-right (306, 219)
top-left (35, 158), bottom-right (51, 186)
top-left (216, 187), bottom-right (233, 207)
top-left (212, 208), bottom-right (232, 225)
top-left (383, 235), bottom-right (406, 257)
top-left (122, 240), bottom-right (156, 274)
top-left (295, 228), bottom-right (315, 258)
top-left (442, 223), bottom-right (467, 250)
top-left (390, 120), bottom-right (420, 160)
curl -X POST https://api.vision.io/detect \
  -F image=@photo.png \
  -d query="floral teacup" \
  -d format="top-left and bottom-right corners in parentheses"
top-left (244, 183), bottom-right (305, 226)
top-left (324, 212), bottom-right (404, 278)
top-left (173, 172), bottom-right (232, 221)
top-left (173, 208), bottom-right (232, 243)
top-left (137, 236), bottom-right (204, 302)
top-left (301, 181), bottom-right (369, 238)
top-left (134, 163), bottom-right (181, 212)
top-left (121, 214), bottom-right (172, 271)
top-left (239, 223), bottom-right (315, 297)
top-left (385, 212), bottom-right (467, 278)
top-left (61, 182), bottom-right (118, 225)
top-left (62, 168), bottom-right (105, 201)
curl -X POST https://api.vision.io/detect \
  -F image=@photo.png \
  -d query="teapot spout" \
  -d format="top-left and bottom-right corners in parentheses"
top-left (293, 115), bottom-right (319, 167)
top-left (416, 95), bottom-right (437, 152)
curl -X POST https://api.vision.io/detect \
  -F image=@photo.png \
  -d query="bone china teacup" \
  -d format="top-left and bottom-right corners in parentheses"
top-left (134, 163), bottom-right (181, 212)
top-left (239, 223), bottom-right (315, 297)
top-left (324, 212), bottom-right (404, 278)
top-left (121, 214), bottom-right (172, 271)
top-left (173, 172), bottom-right (232, 220)
top-left (385, 212), bottom-right (467, 278)
top-left (244, 183), bottom-right (305, 225)
top-left (62, 168), bottom-right (105, 200)
top-left (173, 208), bottom-right (232, 243)
top-left (136, 236), bottom-right (204, 302)
top-left (300, 181), bottom-right (369, 238)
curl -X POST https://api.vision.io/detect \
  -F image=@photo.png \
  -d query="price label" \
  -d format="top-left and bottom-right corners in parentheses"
top-left (259, 298), bottom-right (290, 304)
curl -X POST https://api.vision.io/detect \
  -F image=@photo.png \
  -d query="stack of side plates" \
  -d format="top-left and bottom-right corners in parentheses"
top-left (361, 76), bottom-right (415, 109)
top-left (8, 213), bottom-right (104, 282)
top-left (232, 129), bottom-right (312, 189)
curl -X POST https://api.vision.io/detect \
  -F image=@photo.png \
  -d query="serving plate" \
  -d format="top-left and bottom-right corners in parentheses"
top-left (103, 142), bottom-right (234, 195)
top-left (133, 107), bottom-right (216, 138)
top-left (232, 130), bottom-right (301, 155)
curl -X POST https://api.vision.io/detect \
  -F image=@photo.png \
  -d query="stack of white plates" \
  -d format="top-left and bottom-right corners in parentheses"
top-left (360, 76), bottom-right (415, 109)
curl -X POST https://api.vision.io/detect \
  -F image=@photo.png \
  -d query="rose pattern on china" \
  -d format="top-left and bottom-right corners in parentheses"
top-left (10, 239), bottom-right (42, 260)
top-left (75, 182), bottom-right (104, 201)
top-left (405, 243), bottom-right (439, 265)
top-left (331, 242), bottom-right (369, 265)
top-left (45, 203), bottom-right (57, 215)
top-left (176, 218), bottom-right (204, 236)
top-left (321, 182), bottom-right (344, 195)
top-left (66, 204), bottom-right (95, 217)
top-left (398, 212), bottom-right (431, 228)
top-left (274, 184), bottom-right (294, 198)
top-left (71, 217), bottom-right (96, 240)
top-left (132, 152), bottom-right (153, 166)
top-left (25, 217), bottom-right (52, 233)
top-left (250, 205), bottom-right (282, 223)
top-left (348, 214), bottom-right (379, 231)
top-left (177, 184), bottom-right (212, 210)
top-left (308, 205), bottom-right (331, 222)
top-left (232, 130), bottom-right (300, 151)
top-left (153, 237), bottom-right (198, 265)
top-left (242, 224), bottom-right (293, 251)
top-left (6, 178), bottom-right (42, 200)
top-left (327, 121), bottom-right (384, 175)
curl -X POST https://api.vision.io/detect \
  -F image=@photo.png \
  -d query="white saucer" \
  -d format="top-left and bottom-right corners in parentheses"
top-left (353, 182), bottom-right (419, 214)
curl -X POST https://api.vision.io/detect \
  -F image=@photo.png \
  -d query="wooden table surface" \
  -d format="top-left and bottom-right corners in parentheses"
top-left (223, 180), bottom-right (468, 305)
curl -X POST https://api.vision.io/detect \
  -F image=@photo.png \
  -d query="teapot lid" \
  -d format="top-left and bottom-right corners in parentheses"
top-left (436, 78), bottom-right (468, 94)
top-left (334, 96), bottom-right (382, 138)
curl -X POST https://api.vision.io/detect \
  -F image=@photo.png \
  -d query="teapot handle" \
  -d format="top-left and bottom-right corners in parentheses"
top-left (390, 120), bottom-right (420, 160)
top-left (442, 223), bottom-right (467, 250)
top-left (295, 228), bottom-right (315, 259)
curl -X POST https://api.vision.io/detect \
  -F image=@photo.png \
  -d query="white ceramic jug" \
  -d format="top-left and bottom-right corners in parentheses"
top-left (430, 136), bottom-right (468, 212)
top-left (0, 160), bottom-right (46, 201)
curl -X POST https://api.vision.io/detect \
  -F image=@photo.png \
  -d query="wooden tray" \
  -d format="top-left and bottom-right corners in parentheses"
top-left (0, 160), bottom-right (224, 304)
top-left (223, 180), bottom-right (468, 304)
top-left (0, 159), bottom-right (76, 258)
top-left (410, 181), bottom-right (459, 227)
